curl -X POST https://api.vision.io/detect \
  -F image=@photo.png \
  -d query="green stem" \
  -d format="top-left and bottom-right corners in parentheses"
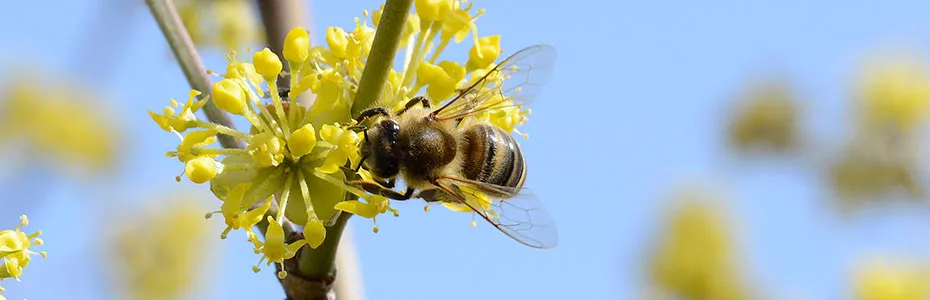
top-left (145, 0), bottom-right (241, 149)
top-left (350, 0), bottom-right (414, 116)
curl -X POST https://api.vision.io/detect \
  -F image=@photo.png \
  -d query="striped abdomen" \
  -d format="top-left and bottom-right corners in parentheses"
top-left (461, 124), bottom-right (526, 197)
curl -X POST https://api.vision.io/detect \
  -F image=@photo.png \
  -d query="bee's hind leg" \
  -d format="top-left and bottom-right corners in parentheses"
top-left (346, 180), bottom-right (415, 200)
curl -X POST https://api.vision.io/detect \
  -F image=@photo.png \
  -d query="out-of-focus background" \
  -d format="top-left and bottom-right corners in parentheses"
top-left (3, 0), bottom-right (930, 299)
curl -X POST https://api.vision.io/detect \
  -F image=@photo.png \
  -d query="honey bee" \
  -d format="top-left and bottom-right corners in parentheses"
top-left (348, 45), bottom-right (558, 248)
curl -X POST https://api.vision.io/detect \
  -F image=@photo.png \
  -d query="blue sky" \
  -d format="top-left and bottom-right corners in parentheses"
top-left (3, 0), bottom-right (930, 299)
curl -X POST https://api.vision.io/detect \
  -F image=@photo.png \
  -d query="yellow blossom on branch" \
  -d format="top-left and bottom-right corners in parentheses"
top-left (150, 0), bottom-right (536, 274)
top-left (0, 215), bottom-right (45, 299)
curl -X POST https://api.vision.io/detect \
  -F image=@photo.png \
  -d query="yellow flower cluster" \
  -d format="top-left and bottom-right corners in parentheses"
top-left (853, 257), bottom-right (930, 300)
top-left (0, 73), bottom-right (121, 175)
top-left (177, 0), bottom-right (263, 51)
top-left (111, 202), bottom-right (211, 300)
top-left (151, 0), bottom-right (521, 275)
top-left (0, 215), bottom-right (46, 299)
top-left (149, 27), bottom-right (365, 276)
top-left (826, 54), bottom-right (930, 208)
top-left (648, 197), bottom-right (752, 300)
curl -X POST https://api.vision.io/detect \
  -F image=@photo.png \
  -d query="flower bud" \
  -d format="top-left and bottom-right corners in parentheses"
top-left (326, 27), bottom-right (348, 58)
top-left (185, 155), bottom-right (219, 183)
top-left (303, 219), bottom-right (326, 249)
top-left (212, 79), bottom-right (248, 115)
top-left (283, 27), bottom-right (310, 64)
top-left (287, 124), bottom-right (318, 158)
top-left (253, 48), bottom-right (283, 79)
top-left (415, 0), bottom-right (452, 21)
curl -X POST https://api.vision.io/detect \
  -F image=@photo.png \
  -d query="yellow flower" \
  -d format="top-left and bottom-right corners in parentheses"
top-left (854, 257), bottom-right (930, 300)
top-left (248, 132), bottom-right (286, 167)
top-left (415, 0), bottom-right (452, 21)
top-left (468, 35), bottom-right (501, 71)
top-left (110, 200), bottom-right (212, 300)
top-left (185, 155), bottom-right (221, 184)
top-left (417, 60), bottom-right (466, 103)
top-left (284, 27), bottom-right (311, 64)
top-left (335, 195), bottom-right (398, 232)
top-left (254, 216), bottom-right (307, 277)
top-left (288, 124), bottom-right (317, 158)
top-left (316, 124), bottom-right (361, 174)
top-left (440, 0), bottom-right (483, 44)
top-left (303, 219), bottom-right (326, 249)
top-left (727, 80), bottom-right (799, 153)
top-left (648, 192), bottom-right (752, 300)
top-left (0, 215), bottom-right (45, 298)
top-left (326, 27), bottom-right (349, 59)
top-left (253, 48), bottom-right (284, 79)
top-left (175, 0), bottom-right (262, 51)
top-left (0, 70), bottom-right (122, 175)
top-left (858, 55), bottom-right (930, 131)
top-left (149, 89), bottom-right (209, 133)
top-left (213, 79), bottom-right (248, 115)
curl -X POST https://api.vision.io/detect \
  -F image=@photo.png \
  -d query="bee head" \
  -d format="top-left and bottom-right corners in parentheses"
top-left (360, 119), bottom-right (401, 178)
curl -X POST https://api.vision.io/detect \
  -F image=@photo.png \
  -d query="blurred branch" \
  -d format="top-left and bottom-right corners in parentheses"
top-left (351, 0), bottom-right (413, 116)
top-left (144, 0), bottom-right (241, 149)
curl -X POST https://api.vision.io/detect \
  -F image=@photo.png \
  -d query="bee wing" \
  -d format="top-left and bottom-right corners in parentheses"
top-left (431, 45), bottom-right (557, 122)
top-left (431, 177), bottom-right (559, 249)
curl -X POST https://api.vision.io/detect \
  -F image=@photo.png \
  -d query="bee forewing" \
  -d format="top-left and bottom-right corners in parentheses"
top-left (433, 45), bottom-right (557, 121)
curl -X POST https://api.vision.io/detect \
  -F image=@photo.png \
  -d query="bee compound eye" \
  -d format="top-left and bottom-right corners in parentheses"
top-left (381, 120), bottom-right (400, 137)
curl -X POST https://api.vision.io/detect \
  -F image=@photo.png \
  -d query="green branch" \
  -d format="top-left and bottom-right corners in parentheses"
top-left (144, 0), bottom-right (241, 149)
top-left (350, 0), bottom-right (414, 116)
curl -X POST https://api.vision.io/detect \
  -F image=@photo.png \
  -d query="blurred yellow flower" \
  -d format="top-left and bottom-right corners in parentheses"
top-left (110, 200), bottom-right (212, 300)
top-left (0, 71), bottom-right (121, 176)
top-left (854, 257), bottom-right (930, 300)
top-left (857, 54), bottom-right (930, 132)
top-left (0, 215), bottom-right (46, 299)
top-left (176, 0), bottom-right (263, 51)
top-left (727, 79), bottom-right (800, 154)
top-left (647, 191), bottom-right (753, 300)
top-left (827, 128), bottom-right (923, 210)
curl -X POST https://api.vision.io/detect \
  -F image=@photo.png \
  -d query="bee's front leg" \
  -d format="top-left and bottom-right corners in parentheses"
top-left (346, 180), bottom-right (414, 200)
top-left (396, 96), bottom-right (431, 116)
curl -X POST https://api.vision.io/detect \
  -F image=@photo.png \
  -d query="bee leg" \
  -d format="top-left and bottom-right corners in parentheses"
top-left (396, 96), bottom-right (431, 116)
top-left (355, 107), bottom-right (391, 123)
top-left (346, 180), bottom-right (414, 200)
